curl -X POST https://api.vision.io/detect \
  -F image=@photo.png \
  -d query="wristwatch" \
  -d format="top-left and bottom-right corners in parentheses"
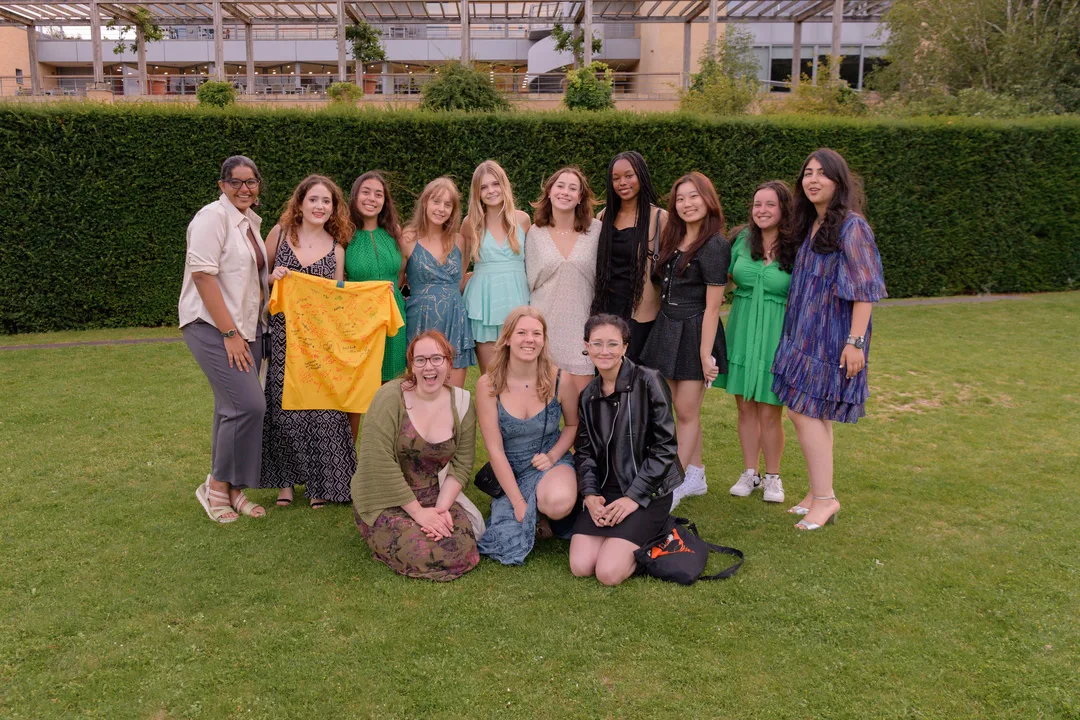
top-left (846, 335), bottom-right (866, 349)
top-left (221, 328), bottom-right (238, 339)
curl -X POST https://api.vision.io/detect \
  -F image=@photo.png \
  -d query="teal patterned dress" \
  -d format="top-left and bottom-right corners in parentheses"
top-left (405, 243), bottom-right (476, 369)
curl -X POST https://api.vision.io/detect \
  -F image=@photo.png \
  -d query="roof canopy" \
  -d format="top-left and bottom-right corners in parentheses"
top-left (0, 0), bottom-right (891, 27)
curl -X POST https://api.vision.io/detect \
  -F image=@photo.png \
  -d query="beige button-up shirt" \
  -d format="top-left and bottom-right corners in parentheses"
top-left (178, 194), bottom-right (269, 341)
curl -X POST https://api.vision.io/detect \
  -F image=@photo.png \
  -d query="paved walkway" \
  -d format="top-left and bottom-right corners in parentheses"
top-left (0, 293), bottom-right (1032, 352)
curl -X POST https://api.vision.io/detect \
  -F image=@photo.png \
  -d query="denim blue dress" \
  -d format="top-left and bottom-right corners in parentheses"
top-left (478, 381), bottom-right (573, 565)
top-left (405, 243), bottom-right (476, 369)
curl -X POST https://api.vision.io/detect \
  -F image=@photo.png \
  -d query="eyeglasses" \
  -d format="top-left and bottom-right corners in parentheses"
top-left (588, 341), bottom-right (625, 352)
top-left (224, 179), bottom-right (261, 190)
top-left (412, 354), bottom-right (446, 368)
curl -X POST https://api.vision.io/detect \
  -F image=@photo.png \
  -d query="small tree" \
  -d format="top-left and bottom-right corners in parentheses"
top-left (564, 62), bottom-right (615, 110)
top-left (419, 62), bottom-right (511, 112)
top-left (196, 80), bottom-right (237, 107)
top-left (679, 28), bottom-right (761, 115)
top-left (345, 20), bottom-right (386, 93)
top-left (765, 57), bottom-right (867, 116)
top-left (550, 23), bottom-right (603, 67)
top-left (105, 8), bottom-right (163, 55)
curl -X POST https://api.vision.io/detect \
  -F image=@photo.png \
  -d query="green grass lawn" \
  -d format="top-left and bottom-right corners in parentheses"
top-left (1, 293), bottom-right (1078, 719)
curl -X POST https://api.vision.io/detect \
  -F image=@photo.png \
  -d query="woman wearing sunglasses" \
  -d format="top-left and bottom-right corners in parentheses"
top-left (351, 331), bottom-right (480, 581)
top-left (181, 156), bottom-right (270, 524)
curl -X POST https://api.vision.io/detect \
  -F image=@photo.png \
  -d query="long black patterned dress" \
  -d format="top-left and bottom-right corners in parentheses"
top-left (260, 240), bottom-right (357, 502)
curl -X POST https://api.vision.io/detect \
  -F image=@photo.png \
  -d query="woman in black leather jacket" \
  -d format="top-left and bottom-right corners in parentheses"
top-left (570, 314), bottom-right (684, 586)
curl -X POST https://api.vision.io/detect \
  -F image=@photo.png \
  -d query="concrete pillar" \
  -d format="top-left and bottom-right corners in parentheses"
top-left (213, 0), bottom-right (225, 80)
top-left (27, 26), bottom-right (41, 95)
top-left (791, 21), bottom-right (802, 89)
top-left (708, 0), bottom-right (717, 54)
top-left (245, 23), bottom-right (255, 93)
top-left (89, 0), bottom-right (104, 83)
top-left (336, 0), bottom-right (346, 81)
top-left (382, 61), bottom-right (391, 94)
top-left (460, 0), bottom-right (471, 66)
top-left (583, 0), bottom-right (593, 66)
top-left (136, 24), bottom-right (148, 95)
top-left (831, 0), bottom-right (843, 80)
top-left (295, 61), bottom-right (302, 89)
top-left (682, 21), bottom-right (691, 89)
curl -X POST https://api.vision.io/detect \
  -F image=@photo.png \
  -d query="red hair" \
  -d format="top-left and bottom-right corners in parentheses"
top-left (401, 330), bottom-right (456, 390)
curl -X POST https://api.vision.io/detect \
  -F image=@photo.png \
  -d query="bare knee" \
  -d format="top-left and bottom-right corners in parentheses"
top-left (569, 551), bottom-right (597, 578)
top-left (537, 474), bottom-right (576, 520)
top-left (595, 561), bottom-right (633, 587)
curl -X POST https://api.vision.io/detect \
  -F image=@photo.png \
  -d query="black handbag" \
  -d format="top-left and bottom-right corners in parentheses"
top-left (634, 516), bottom-right (744, 585)
top-left (473, 372), bottom-right (560, 499)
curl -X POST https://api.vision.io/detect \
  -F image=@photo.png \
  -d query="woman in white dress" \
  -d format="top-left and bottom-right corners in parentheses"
top-left (526, 166), bottom-right (601, 397)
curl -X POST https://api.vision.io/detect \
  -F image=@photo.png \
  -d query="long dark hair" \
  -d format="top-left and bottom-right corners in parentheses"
top-left (350, 171), bottom-right (403, 244)
top-left (735, 180), bottom-right (798, 273)
top-left (592, 151), bottom-right (658, 316)
top-left (657, 172), bottom-right (726, 275)
top-left (794, 148), bottom-right (866, 254)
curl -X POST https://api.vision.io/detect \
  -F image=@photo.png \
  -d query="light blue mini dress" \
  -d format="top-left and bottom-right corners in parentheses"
top-left (463, 227), bottom-right (529, 344)
top-left (405, 243), bottom-right (476, 369)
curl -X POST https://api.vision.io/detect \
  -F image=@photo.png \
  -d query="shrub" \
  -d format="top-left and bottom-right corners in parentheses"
top-left (419, 62), bottom-right (510, 112)
top-left (564, 62), bottom-right (615, 111)
top-left (328, 81), bottom-right (363, 104)
top-left (765, 57), bottom-right (867, 117)
top-left (875, 88), bottom-right (1047, 119)
top-left (195, 81), bottom-right (237, 108)
top-left (1, 105), bottom-right (1078, 331)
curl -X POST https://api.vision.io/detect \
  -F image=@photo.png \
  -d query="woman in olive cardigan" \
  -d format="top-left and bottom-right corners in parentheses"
top-left (351, 330), bottom-right (480, 582)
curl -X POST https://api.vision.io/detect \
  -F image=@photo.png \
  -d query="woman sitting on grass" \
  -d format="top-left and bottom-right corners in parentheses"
top-left (475, 306), bottom-right (579, 565)
top-left (351, 331), bottom-right (479, 581)
top-left (571, 314), bottom-right (684, 586)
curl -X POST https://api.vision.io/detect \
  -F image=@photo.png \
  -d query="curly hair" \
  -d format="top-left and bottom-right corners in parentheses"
top-left (401, 330), bottom-right (456, 391)
top-left (657, 172), bottom-right (726, 276)
top-left (349, 171), bottom-right (402, 244)
top-left (277, 174), bottom-right (354, 247)
top-left (485, 306), bottom-right (558, 402)
top-left (793, 148), bottom-right (866, 254)
top-left (741, 180), bottom-right (799, 274)
top-left (531, 166), bottom-right (595, 233)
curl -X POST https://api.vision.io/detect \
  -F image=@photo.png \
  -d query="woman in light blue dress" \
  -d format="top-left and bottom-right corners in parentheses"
top-left (462, 160), bottom-right (532, 374)
top-left (475, 307), bottom-right (579, 565)
top-left (402, 177), bottom-right (476, 387)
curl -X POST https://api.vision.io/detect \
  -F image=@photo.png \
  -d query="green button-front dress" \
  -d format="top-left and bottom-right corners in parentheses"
top-left (713, 229), bottom-right (792, 406)
top-left (345, 227), bottom-right (407, 382)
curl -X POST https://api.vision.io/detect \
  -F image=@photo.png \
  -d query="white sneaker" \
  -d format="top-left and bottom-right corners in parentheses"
top-left (729, 469), bottom-right (761, 497)
top-left (671, 465), bottom-right (708, 509)
top-left (762, 474), bottom-right (785, 503)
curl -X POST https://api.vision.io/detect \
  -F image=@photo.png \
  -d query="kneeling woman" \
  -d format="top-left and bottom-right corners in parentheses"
top-left (475, 307), bottom-right (579, 565)
top-left (571, 314), bottom-right (684, 586)
top-left (351, 331), bottom-right (480, 582)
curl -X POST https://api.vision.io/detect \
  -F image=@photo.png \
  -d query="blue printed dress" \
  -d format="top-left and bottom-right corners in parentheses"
top-left (463, 227), bottom-right (530, 343)
top-left (477, 378), bottom-right (573, 565)
top-left (771, 214), bottom-right (887, 423)
top-left (405, 242), bottom-right (476, 369)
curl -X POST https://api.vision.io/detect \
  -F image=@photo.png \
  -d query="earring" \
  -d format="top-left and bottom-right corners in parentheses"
top-left (581, 349), bottom-right (589, 356)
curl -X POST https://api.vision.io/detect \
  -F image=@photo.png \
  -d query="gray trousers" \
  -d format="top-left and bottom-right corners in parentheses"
top-left (182, 320), bottom-right (265, 489)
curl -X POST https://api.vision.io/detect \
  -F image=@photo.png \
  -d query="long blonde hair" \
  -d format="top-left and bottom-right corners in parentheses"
top-left (406, 177), bottom-right (461, 255)
top-left (486, 306), bottom-right (558, 402)
top-left (466, 160), bottom-right (521, 261)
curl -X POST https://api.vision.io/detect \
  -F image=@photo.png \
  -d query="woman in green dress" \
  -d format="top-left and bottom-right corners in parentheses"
top-left (345, 171), bottom-right (408, 438)
top-left (714, 181), bottom-right (799, 504)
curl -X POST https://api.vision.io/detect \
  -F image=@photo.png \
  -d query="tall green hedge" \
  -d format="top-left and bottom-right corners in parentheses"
top-left (1, 104), bottom-right (1078, 332)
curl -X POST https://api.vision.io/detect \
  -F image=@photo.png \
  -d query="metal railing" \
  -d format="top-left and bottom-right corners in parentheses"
top-left (0, 72), bottom-right (701, 100)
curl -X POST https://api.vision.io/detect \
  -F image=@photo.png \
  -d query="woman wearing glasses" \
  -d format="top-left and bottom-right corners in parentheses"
top-left (570, 314), bottom-right (683, 587)
top-left (351, 331), bottom-right (480, 581)
top-left (181, 156), bottom-right (270, 523)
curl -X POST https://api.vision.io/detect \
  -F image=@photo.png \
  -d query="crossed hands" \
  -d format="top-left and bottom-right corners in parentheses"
top-left (413, 506), bottom-right (455, 541)
top-left (584, 495), bottom-right (640, 528)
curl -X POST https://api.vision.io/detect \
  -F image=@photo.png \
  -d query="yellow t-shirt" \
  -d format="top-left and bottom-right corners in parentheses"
top-left (268, 272), bottom-right (404, 413)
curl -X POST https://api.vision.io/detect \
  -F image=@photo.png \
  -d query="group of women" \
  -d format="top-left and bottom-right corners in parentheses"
top-left (180, 146), bottom-right (886, 586)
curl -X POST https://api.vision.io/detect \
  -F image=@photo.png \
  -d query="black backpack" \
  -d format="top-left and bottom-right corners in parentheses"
top-left (634, 517), bottom-right (744, 586)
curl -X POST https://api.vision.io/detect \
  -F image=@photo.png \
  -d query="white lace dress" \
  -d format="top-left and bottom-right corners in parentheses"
top-left (525, 219), bottom-right (601, 375)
